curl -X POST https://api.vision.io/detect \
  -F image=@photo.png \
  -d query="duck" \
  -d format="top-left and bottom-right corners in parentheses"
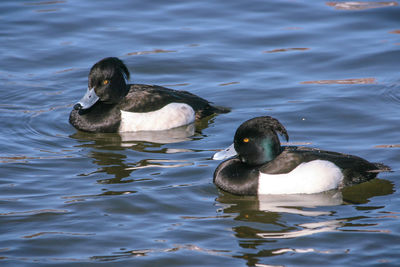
top-left (69, 57), bottom-right (229, 133)
top-left (213, 116), bottom-right (390, 195)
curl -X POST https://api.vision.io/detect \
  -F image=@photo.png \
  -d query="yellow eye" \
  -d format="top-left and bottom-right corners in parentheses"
top-left (103, 79), bottom-right (109, 85)
top-left (243, 138), bottom-right (249, 143)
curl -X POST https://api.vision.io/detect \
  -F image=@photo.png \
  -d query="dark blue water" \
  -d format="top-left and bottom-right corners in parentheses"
top-left (1, 1), bottom-right (400, 266)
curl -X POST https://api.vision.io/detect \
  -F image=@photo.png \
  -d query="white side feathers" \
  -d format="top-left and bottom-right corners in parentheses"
top-left (119, 103), bottom-right (195, 132)
top-left (258, 160), bottom-right (344, 195)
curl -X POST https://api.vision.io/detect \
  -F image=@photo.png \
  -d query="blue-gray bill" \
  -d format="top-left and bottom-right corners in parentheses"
top-left (74, 87), bottom-right (100, 110)
top-left (213, 143), bottom-right (237, 160)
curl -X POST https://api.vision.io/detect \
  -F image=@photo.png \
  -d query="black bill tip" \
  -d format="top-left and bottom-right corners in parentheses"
top-left (74, 103), bottom-right (82, 110)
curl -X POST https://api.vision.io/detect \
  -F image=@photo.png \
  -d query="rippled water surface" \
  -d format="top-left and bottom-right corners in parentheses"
top-left (1, 0), bottom-right (400, 266)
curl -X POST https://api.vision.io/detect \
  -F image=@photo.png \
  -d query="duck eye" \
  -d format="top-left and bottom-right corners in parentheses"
top-left (243, 138), bottom-right (249, 143)
top-left (103, 79), bottom-right (109, 85)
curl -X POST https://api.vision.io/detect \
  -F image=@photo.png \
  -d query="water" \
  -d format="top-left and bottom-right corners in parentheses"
top-left (1, 0), bottom-right (400, 266)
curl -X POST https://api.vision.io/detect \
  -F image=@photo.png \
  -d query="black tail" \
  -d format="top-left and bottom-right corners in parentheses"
top-left (368, 162), bottom-right (391, 173)
top-left (212, 105), bottom-right (230, 114)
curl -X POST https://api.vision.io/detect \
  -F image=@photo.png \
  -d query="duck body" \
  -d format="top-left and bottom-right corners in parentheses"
top-left (69, 57), bottom-right (228, 133)
top-left (213, 116), bottom-right (389, 195)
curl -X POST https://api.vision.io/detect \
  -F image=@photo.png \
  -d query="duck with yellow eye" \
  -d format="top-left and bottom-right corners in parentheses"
top-left (213, 116), bottom-right (390, 195)
top-left (69, 57), bottom-right (229, 133)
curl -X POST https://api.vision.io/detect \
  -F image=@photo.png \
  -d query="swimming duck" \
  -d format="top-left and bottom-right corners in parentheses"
top-left (213, 116), bottom-right (389, 195)
top-left (69, 57), bottom-right (229, 133)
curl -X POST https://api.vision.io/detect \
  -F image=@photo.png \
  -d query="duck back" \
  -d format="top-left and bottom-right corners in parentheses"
top-left (120, 84), bottom-right (229, 119)
top-left (259, 146), bottom-right (389, 187)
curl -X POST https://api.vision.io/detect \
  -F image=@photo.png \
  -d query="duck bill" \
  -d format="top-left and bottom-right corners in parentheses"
top-left (74, 87), bottom-right (100, 110)
top-left (212, 143), bottom-right (237, 160)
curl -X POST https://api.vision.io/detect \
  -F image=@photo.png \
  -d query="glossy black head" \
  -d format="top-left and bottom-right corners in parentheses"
top-left (74, 57), bottom-right (131, 111)
top-left (233, 116), bottom-right (289, 166)
top-left (88, 57), bottom-right (130, 104)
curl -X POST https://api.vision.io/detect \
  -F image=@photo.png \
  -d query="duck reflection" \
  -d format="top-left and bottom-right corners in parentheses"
top-left (71, 123), bottom-right (197, 148)
top-left (257, 191), bottom-right (342, 216)
top-left (217, 179), bottom-right (393, 218)
top-left (216, 190), bottom-right (342, 224)
top-left (215, 178), bottom-right (394, 265)
top-left (69, 121), bottom-right (210, 185)
top-left (119, 123), bottom-right (195, 145)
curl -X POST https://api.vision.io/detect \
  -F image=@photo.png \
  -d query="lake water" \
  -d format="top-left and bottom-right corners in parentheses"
top-left (1, 0), bottom-right (400, 266)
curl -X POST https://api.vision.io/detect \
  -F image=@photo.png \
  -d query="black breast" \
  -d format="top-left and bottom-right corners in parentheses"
top-left (213, 158), bottom-right (259, 195)
top-left (69, 102), bottom-right (121, 133)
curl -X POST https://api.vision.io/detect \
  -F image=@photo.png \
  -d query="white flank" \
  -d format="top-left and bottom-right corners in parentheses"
top-left (258, 160), bottom-right (344, 195)
top-left (118, 103), bottom-right (195, 132)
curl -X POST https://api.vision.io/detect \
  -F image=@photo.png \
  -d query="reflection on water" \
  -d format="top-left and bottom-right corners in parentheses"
top-left (126, 159), bottom-right (193, 171)
top-left (70, 132), bottom-right (191, 154)
top-left (119, 124), bottom-right (195, 145)
top-left (264, 48), bottom-right (309, 53)
top-left (341, 178), bottom-right (395, 204)
top-left (0, 209), bottom-right (69, 216)
top-left (67, 116), bottom-right (215, 185)
top-left (301, 77), bottom-right (376, 84)
top-left (68, 123), bottom-right (203, 186)
top-left (215, 179), bottom-right (395, 265)
top-left (126, 49), bottom-right (177, 56)
top-left (90, 244), bottom-right (231, 262)
top-left (217, 179), bottom-right (394, 216)
top-left (271, 246), bottom-right (346, 256)
top-left (71, 147), bottom-right (194, 184)
top-left (22, 231), bottom-right (95, 239)
top-left (23, 1), bottom-right (66, 6)
top-left (62, 190), bottom-right (137, 203)
top-left (326, 1), bottom-right (398, 10)
top-left (375, 144), bottom-right (400, 148)
top-left (219, 81), bottom-right (240, 86)
top-left (258, 219), bottom-right (343, 239)
top-left (257, 191), bottom-right (342, 216)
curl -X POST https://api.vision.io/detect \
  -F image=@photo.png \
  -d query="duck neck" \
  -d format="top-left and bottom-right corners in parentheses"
top-left (254, 138), bottom-right (281, 165)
